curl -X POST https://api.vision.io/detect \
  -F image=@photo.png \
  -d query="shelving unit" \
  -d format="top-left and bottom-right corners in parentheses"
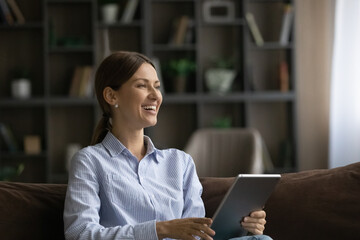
top-left (0, 0), bottom-right (296, 183)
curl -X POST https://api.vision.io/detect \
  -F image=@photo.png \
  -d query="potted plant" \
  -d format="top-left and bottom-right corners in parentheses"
top-left (205, 58), bottom-right (236, 94)
top-left (165, 58), bottom-right (196, 93)
top-left (0, 164), bottom-right (24, 181)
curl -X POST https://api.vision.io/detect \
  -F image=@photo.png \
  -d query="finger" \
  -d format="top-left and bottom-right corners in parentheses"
top-left (192, 230), bottom-right (214, 240)
top-left (250, 210), bottom-right (266, 218)
top-left (241, 222), bottom-right (265, 235)
top-left (243, 216), bottom-right (266, 225)
top-left (192, 217), bottom-right (213, 226)
top-left (191, 223), bottom-right (215, 236)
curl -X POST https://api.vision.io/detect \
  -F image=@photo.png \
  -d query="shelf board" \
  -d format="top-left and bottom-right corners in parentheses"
top-left (47, 0), bottom-right (92, 3)
top-left (151, 0), bottom-right (195, 2)
top-left (250, 0), bottom-right (287, 3)
top-left (250, 42), bottom-right (294, 50)
top-left (48, 97), bottom-right (97, 106)
top-left (199, 92), bottom-right (295, 102)
top-left (48, 45), bottom-right (94, 53)
top-left (152, 44), bottom-right (196, 51)
top-left (0, 98), bottom-right (46, 107)
top-left (0, 151), bottom-right (48, 159)
top-left (201, 19), bottom-right (245, 27)
top-left (162, 93), bottom-right (199, 104)
top-left (243, 91), bottom-right (296, 101)
top-left (0, 22), bottom-right (44, 29)
top-left (97, 20), bottom-right (143, 28)
top-left (161, 91), bottom-right (295, 104)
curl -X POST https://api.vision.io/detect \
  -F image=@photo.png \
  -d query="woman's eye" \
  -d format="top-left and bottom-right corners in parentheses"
top-left (155, 85), bottom-right (161, 89)
top-left (137, 84), bottom-right (146, 88)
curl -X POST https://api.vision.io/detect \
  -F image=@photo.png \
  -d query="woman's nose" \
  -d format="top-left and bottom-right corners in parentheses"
top-left (148, 86), bottom-right (162, 100)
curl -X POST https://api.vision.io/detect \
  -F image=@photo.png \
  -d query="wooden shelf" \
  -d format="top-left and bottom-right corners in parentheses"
top-left (0, 0), bottom-right (297, 182)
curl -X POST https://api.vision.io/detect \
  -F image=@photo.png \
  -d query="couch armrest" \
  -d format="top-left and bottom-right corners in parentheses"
top-left (265, 162), bottom-right (360, 239)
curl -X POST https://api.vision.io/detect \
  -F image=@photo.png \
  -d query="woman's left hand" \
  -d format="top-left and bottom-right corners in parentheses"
top-left (241, 210), bottom-right (267, 235)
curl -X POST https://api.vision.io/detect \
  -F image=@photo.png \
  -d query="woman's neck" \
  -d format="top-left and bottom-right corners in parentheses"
top-left (111, 127), bottom-right (146, 161)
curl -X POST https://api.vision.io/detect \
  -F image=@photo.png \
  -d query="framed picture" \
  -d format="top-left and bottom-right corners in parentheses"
top-left (203, 0), bottom-right (235, 23)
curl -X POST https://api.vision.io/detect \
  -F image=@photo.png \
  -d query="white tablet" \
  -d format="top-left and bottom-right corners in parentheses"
top-left (211, 174), bottom-right (281, 240)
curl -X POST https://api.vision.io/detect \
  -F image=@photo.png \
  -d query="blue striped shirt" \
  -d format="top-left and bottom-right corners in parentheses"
top-left (64, 132), bottom-right (205, 240)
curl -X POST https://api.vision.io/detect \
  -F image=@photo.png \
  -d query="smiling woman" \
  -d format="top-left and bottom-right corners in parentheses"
top-left (63, 51), bottom-right (271, 240)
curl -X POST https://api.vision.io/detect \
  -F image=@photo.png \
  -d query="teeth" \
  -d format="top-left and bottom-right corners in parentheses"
top-left (143, 106), bottom-right (156, 110)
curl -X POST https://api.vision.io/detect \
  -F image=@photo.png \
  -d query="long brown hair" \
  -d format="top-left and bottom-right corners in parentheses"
top-left (91, 51), bottom-right (155, 145)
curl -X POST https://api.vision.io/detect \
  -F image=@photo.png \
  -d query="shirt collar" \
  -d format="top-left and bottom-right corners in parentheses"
top-left (102, 131), bottom-right (161, 162)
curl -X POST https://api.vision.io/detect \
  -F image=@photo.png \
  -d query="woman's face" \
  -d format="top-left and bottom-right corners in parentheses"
top-left (114, 63), bottom-right (162, 130)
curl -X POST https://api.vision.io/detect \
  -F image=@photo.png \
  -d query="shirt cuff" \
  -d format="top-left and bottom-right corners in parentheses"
top-left (134, 220), bottom-right (158, 240)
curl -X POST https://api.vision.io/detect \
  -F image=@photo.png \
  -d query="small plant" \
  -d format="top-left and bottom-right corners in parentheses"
top-left (11, 67), bottom-right (30, 79)
top-left (166, 58), bottom-right (196, 78)
top-left (0, 164), bottom-right (24, 181)
top-left (210, 57), bottom-right (234, 69)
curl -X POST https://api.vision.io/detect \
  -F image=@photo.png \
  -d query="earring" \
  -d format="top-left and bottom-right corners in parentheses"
top-left (114, 104), bottom-right (118, 108)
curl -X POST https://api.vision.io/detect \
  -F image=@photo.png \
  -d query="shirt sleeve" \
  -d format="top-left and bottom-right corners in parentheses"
top-left (63, 150), bottom-right (159, 240)
top-left (181, 152), bottom-right (206, 218)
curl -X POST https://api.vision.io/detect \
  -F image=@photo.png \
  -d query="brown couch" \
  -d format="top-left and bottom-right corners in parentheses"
top-left (1, 162), bottom-right (360, 240)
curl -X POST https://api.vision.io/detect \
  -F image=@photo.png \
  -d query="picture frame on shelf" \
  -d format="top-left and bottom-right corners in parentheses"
top-left (202, 0), bottom-right (235, 24)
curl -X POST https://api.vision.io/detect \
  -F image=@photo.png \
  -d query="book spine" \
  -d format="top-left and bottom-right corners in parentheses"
top-left (121, 0), bottom-right (139, 23)
top-left (6, 0), bottom-right (25, 24)
top-left (173, 15), bottom-right (189, 46)
top-left (279, 4), bottom-right (294, 46)
top-left (245, 12), bottom-right (264, 46)
top-left (279, 61), bottom-right (289, 92)
top-left (0, 123), bottom-right (19, 152)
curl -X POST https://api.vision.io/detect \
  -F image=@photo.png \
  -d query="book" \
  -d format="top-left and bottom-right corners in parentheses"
top-left (279, 61), bottom-right (289, 92)
top-left (121, 0), bottom-right (139, 23)
top-left (0, 123), bottom-right (19, 152)
top-left (184, 18), bottom-right (195, 44)
top-left (69, 66), bottom-right (94, 97)
top-left (279, 4), bottom-right (294, 46)
top-left (0, 0), bottom-right (14, 25)
top-left (245, 12), bottom-right (264, 46)
top-left (69, 66), bottom-right (84, 97)
top-left (78, 65), bottom-right (94, 97)
top-left (169, 15), bottom-right (190, 46)
top-left (6, 0), bottom-right (25, 24)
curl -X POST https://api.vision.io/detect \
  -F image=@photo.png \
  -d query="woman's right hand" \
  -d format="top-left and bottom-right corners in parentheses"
top-left (156, 217), bottom-right (215, 240)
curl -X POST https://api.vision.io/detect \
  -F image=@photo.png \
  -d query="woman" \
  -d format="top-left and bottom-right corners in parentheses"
top-left (64, 51), bottom-right (271, 240)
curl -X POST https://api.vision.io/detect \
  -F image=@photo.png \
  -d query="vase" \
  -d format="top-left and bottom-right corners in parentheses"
top-left (205, 68), bottom-right (236, 93)
top-left (101, 4), bottom-right (119, 24)
top-left (11, 78), bottom-right (31, 99)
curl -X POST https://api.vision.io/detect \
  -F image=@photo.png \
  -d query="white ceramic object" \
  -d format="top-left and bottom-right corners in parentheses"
top-left (11, 78), bottom-right (31, 99)
top-left (101, 4), bottom-right (119, 24)
top-left (205, 68), bottom-right (235, 93)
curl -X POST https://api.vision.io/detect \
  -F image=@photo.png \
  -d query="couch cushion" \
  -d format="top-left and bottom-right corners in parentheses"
top-left (265, 162), bottom-right (360, 240)
top-left (200, 177), bottom-right (235, 218)
top-left (0, 182), bottom-right (67, 240)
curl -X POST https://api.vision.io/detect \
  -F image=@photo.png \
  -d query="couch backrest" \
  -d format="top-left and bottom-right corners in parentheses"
top-left (1, 162), bottom-right (360, 240)
top-left (0, 182), bottom-right (66, 240)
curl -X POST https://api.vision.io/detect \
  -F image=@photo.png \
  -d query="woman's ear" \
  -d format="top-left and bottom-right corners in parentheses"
top-left (103, 87), bottom-right (118, 105)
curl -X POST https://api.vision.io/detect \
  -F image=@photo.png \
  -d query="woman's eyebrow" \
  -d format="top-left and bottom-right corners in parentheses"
top-left (133, 78), bottom-right (160, 83)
